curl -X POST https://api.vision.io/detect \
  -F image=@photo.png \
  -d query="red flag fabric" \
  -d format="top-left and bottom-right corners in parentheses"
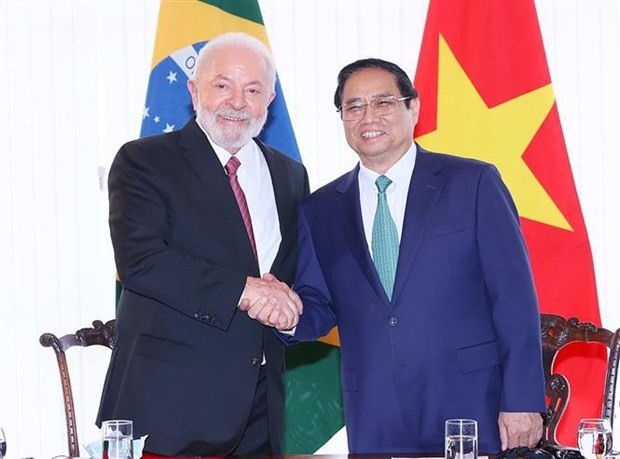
top-left (413, 0), bottom-right (604, 446)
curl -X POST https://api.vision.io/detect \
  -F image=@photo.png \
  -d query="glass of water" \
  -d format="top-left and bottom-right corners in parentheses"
top-left (0, 427), bottom-right (6, 459)
top-left (445, 419), bottom-right (478, 459)
top-left (102, 419), bottom-right (133, 459)
top-left (578, 418), bottom-right (613, 459)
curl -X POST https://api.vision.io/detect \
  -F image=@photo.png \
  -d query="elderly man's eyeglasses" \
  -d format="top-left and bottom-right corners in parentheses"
top-left (338, 96), bottom-right (412, 121)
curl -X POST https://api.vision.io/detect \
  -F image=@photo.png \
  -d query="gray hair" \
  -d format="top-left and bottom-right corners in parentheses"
top-left (193, 32), bottom-right (276, 91)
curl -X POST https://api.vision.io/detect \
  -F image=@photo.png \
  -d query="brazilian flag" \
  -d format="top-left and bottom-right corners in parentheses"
top-left (136, 0), bottom-right (344, 453)
top-left (140, 0), bottom-right (297, 158)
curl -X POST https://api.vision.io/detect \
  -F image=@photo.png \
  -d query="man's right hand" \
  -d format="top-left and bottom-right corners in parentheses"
top-left (239, 275), bottom-right (302, 330)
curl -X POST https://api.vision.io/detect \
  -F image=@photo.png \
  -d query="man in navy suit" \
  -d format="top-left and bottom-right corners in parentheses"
top-left (282, 58), bottom-right (546, 454)
top-left (96, 33), bottom-right (308, 456)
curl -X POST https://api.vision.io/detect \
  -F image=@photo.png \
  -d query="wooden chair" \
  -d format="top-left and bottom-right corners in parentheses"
top-left (540, 313), bottom-right (620, 447)
top-left (39, 319), bottom-right (116, 457)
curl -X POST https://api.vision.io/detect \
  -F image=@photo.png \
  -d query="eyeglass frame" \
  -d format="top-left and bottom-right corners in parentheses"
top-left (337, 95), bottom-right (413, 121)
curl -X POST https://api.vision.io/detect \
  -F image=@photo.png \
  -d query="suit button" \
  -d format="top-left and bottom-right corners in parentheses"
top-left (388, 316), bottom-right (398, 327)
top-left (203, 314), bottom-right (212, 322)
top-left (251, 357), bottom-right (261, 366)
top-left (193, 312), bottom-right (200, 319)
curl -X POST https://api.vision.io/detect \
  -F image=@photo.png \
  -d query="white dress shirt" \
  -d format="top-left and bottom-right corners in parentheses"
top-left (358, 143), bottom-right (417, 251)
top-left (206, 132), bottom-right (282, 275)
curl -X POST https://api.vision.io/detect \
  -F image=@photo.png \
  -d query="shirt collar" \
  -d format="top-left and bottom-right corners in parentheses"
top-left (358, 143), bottom-right (417, 191)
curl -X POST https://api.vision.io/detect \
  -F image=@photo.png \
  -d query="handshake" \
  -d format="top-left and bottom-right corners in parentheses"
top-left (239, 273), bottom-right (302, 331)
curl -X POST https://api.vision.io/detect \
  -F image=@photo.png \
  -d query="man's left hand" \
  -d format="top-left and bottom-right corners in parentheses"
top-left (498, 412), bottom-right (543, 450)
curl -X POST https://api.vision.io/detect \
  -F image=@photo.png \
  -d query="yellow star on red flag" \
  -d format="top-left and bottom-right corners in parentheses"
top-left (417, 35), bottom-right (571, 231)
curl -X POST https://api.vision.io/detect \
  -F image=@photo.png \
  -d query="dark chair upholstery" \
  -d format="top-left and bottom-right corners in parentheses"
top-left (540, 313), bottom-right (620, 447)
top-left (39, 319), bottom-right (116, 457)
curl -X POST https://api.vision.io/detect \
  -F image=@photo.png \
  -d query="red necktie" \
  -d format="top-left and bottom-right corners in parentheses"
top-left (225, 156), bottom-right (258, 260)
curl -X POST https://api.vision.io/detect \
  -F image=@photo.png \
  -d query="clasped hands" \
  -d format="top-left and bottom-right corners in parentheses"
top-left (239, 273), bottom-right (302, 330)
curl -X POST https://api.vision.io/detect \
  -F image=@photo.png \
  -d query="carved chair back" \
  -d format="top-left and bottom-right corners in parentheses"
top-left (540, 313), bottom-right (620, 447)
top-left (39, 319), bottom-right (116, 458)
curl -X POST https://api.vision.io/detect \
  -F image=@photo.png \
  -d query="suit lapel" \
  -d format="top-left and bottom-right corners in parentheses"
top-left (179, 120), bottom-right (258, 270)
top-left (392, 148), bottom-right (446, 303)
top-left (336, 167), bottom-right (391, 305)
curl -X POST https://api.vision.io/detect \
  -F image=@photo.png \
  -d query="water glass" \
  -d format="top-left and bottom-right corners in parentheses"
top-left (0, 427), bottom-right (6, 459)
top-left (445, 418), bottom-right (478, 459)
top-left (578, 418), bottom-right (613, 459)
top-left (102, 419), bottom-right (133, 459)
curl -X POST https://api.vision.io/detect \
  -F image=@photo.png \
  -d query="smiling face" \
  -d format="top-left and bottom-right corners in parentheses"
top-left (341, 67), bottom-right (419, 173)
top-left (188, 44), bottom-right (275, 154)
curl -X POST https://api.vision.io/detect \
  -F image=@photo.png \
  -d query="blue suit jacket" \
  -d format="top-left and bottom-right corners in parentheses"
top-left (290, 146), bottom-right (546, 454)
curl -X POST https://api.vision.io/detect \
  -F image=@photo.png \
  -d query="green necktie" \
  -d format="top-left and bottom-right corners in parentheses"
top-left (371, 175), bottom-right (399, 299)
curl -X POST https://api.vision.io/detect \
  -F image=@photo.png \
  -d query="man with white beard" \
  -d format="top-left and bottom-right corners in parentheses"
top-left (97, 32), bottom-right (309, 456)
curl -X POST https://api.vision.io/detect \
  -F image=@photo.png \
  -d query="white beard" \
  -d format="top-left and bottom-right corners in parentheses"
top-left (197, 105), bottom-right (268, 152)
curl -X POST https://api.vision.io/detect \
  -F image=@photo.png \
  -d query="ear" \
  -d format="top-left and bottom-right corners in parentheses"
top-left (409, 97), bottom-right (421, 125)
top-left (268, 91), bottom-right (276, 105)
top-left (187, 79), bottom-right (198, 110)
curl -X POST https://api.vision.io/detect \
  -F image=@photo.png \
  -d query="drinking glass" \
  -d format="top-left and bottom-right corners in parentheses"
top-left (445, 419), bottom-right (478, 459)
top-left (0, 427), bottom-right (6, 459)
top-left (102, 419), bottom-right (133, 459)
top-left (578, 418), bottom-right (613, 459)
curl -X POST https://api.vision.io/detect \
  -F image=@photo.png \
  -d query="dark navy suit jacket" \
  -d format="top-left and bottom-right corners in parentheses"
top-left (96, 119), bottom-right (309, 456)
top-left (289, 146), bottom-right (546, 454)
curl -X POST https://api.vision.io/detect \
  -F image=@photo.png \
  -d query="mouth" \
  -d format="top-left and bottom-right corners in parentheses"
top-left (217, 111), bottom-right (251, 123)
top-left (219, 115), bottom-right (249, 123)
top-left (360, 129), bottom-right (386, 140)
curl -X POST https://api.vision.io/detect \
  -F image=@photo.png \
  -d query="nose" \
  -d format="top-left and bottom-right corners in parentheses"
top-left (227, 87), bottom-right (247, 110)
top-left (359, 104), bottom-right (380, 123)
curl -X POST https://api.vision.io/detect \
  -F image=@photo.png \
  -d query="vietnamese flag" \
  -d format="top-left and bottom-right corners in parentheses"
top-left (413, 0), bottom-right (603, 446)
